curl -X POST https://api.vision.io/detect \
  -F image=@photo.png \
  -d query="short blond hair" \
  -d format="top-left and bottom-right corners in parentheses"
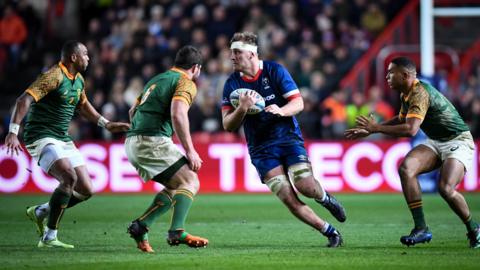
top-left (230, 32), bottom-right (258, 46)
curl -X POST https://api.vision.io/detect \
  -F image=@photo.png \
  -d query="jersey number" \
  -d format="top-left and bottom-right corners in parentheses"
top-left (139, 84), bottom-right (156, 105)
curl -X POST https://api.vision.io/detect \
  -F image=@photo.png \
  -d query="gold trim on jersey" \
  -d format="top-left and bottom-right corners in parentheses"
top-left (172, 96), bottom-right (190, 105)
top-left (405, 113), bottom-right (424, 120)
top-left (59, 62), bottom-right (77, 80)
top-left (25, 88), bottom-right (40, 102)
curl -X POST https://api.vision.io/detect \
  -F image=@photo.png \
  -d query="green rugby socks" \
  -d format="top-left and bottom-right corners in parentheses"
top-left (408, 200), bottom-right (427, 229)
top-left (169, 189), bottom-right (194, 231)
top-left (138, 191), bottom-right (173, 227)
top-left (47, 188), bottom-right (71, 230)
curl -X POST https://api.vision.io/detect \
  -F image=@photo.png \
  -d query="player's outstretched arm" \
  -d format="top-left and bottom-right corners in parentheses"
top-left (356, 115), bottom-right (422, 138)
top-left (4, 92), bottom-right (33, 155)
top-left (171, 99), bottom-right (202, 171)
top-left (379, 115), bottom-right (403, 126)
top-left (77, 97), bottom-right (130, 133)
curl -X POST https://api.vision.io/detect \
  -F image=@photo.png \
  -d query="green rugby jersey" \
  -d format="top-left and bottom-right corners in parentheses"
top-left (23, 62), bottom-right (86, 145)
top-left (399, 80), bottom-right (469, 141)
top-left (127, 68), bottom-right (197, 137)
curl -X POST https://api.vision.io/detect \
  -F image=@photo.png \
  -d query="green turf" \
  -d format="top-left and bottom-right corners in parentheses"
top-left (0, 193), bottom-right (479, 269)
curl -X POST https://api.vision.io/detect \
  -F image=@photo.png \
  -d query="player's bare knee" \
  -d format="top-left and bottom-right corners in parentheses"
top-left (398, 162), bottom-right (417, 180)
top-left (187, 174), bottom-right (200, 194)
top-left (438, 182), bottom-right (455, 199)
top-left (59, 167), bottom-right (78, 191)
top-left (294, 177), bottom-right (320, 198)
top-left (176, 170), bottom-right (199, 194)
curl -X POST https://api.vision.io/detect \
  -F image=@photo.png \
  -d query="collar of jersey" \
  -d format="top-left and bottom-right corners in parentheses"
top-left (58, 62), bottom-right (78, 80)
top-left (171, 67), bottom-right (190, 78)
top-left (241, 60), bottom-right (263, 82)
top-left (403, 79), bottom-right (420, 102)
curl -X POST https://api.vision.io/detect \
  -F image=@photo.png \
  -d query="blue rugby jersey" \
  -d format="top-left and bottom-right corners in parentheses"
top-left (222, 60), bottom-right (304, 153)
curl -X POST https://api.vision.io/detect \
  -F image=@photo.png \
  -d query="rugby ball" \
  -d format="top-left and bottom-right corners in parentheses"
top-left (229, 88), bottom-right (265, 115)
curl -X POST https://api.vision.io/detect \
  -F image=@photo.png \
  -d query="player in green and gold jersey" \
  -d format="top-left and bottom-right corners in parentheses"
top-left (345, 56), bottom-right (480, 249)
top-left (125, 45), bottom-right (208, 253)
top-left (4, 41), bottom-right (130, 249)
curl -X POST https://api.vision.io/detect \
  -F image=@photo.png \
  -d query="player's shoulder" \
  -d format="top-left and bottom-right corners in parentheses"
top-left (263, 60), bottom-right (290, 77)
top-left (41, 64), bottom-right (64, 82)
top-left (413, 80), bottom-right (430, 96)
top-left (262, 60), bottom-right (283, 70)
top-left (408, 80), bottom-right (430, 103)
top-left (173, 74), bottom-right (195, 92)
top-left (45, 64), bottom-right (62, 75)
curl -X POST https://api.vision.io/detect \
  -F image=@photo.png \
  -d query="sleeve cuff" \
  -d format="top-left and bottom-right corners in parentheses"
top-left (25, 89), bottom-right (40, 102)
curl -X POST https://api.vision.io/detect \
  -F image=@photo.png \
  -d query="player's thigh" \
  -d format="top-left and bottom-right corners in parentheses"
top-left (281, 143), bottom-right (315, 187)
top-left (438, 158), bottom-right (465, 190)
top-left (49, 158), bottom-right (77, 187)
top-left (400, 144), bottom-right (440, 177)
top-left (73, 165), bottom-right (94, 196)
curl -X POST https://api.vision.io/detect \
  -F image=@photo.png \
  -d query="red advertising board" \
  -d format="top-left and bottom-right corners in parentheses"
top-left (1, 140), bottom-right (479, 193)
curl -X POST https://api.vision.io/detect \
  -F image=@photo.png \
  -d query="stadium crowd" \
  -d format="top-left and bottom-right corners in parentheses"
top-left (1, 0), bottom-right (479, 141)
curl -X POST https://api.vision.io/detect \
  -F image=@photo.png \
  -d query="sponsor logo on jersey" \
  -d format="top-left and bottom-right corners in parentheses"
top-left (264, 94), bottom-right (275, 101)
top-left (450, 145), bottom-right (459, 151)
top-left (262, 77), bottom-right (270, 89)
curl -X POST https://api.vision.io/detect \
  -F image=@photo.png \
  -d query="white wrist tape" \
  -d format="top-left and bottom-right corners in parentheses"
top-left (230, 41), bottom-right (258, 53)
top-left (97, 116), bottom-right (110, 128)
top-left (9, 123), bottom-right (20, 135)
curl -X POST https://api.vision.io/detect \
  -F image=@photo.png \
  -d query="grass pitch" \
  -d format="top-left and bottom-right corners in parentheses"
top-left (0, 193), bottom-right (479, 270)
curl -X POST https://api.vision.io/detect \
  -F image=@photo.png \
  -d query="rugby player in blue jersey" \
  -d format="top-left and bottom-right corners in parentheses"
top-left (222, 32), bottom-right (346, 248)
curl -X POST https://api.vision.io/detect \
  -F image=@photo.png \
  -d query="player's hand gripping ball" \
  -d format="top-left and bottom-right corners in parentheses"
top-left (229, 88), bottom-right (265, 115)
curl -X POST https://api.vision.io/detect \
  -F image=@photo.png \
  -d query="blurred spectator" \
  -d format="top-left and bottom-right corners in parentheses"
top-left (189, 90), bottom-right (222, 134)
top-left (346, 91), bottom-right (369, 128)
top-left (367, 85), bottom-right (394, 123)
top-left (321, 90), bottom-right (347, 139)
top-left (297, 88), bottom-right (321, 139)
top-left (207, 5), bottom-right (234, 43)
top-left (309, 71), bottom-right (329, 102)
top-left (0, 5), bottom-right (27, 71)
top-left (361, 3), bottom-right (386, 37)
top-left (124, 76), bottom-right (144, 107)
